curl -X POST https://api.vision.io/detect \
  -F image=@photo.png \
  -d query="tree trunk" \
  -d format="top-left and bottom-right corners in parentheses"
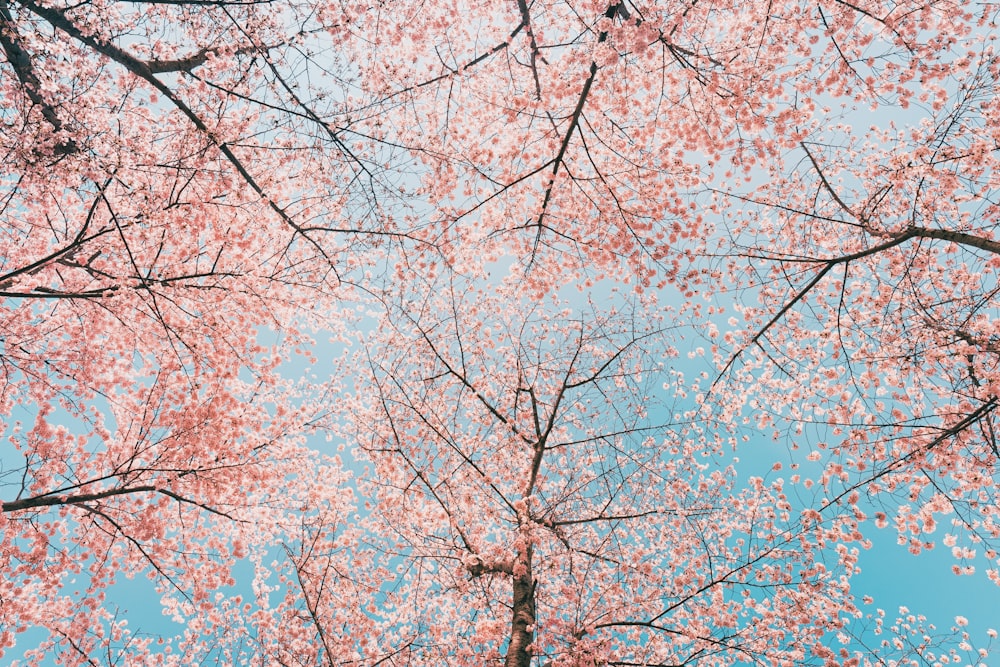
top-left (504, 547), bottom-right (536, 667)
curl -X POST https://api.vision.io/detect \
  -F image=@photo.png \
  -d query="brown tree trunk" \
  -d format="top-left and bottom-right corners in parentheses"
top-left (504, 547), bottom-right (536, 667)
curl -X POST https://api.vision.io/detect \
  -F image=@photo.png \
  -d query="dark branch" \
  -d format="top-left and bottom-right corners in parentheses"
top-left (0, 0), bottom-right (76, 153)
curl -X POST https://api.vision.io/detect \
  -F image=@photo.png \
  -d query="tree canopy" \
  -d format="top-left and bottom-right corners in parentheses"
top-left (0, 0), bottom-right (998, 665)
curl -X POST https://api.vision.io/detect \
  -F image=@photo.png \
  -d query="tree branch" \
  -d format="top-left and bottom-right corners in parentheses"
top-left (0, 0), bottom-right (76, 153)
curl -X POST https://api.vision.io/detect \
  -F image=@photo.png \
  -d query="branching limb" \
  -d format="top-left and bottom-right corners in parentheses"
top-left (0, 0), bottom-right (76, 153)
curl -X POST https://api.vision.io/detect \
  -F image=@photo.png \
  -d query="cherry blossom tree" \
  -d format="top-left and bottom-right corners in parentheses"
top-left (0, 0), bottom-right (368, 662)
top-left (1, 0), bottom-right (999, 664)
top-left (332, 0), bottom-right (1000, 630)
top-left (324, 273), bottom-right (868, 666)
top-left (701, 4), bottom-right (1000, 574)
top-left (271, 269), bottom-right (994, 667)
top-left (325, 0), bottom-right (1000, 662)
